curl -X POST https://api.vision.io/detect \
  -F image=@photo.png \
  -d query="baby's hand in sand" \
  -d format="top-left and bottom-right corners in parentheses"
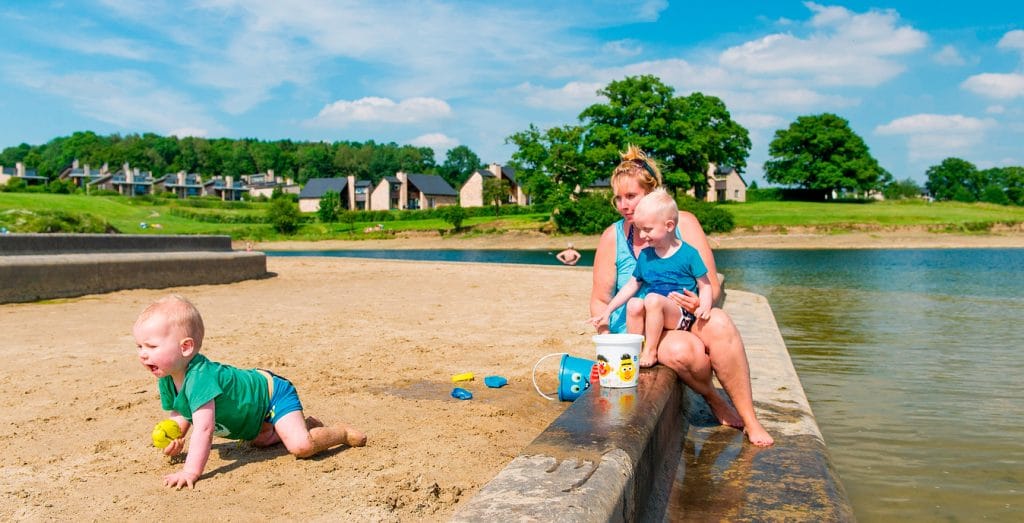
top-left (163, 469), bottom-right (199, 490)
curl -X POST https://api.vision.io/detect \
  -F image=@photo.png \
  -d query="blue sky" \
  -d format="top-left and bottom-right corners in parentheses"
top-left (1, 1), bottom-right (1022, 184)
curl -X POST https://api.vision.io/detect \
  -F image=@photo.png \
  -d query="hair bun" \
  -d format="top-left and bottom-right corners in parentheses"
top-left (620, 144), bottom-right (648, 163)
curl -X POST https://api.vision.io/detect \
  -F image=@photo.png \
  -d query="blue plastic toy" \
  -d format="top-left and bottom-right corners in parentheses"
top-left (484, 375), bottom-right (508, 388)
top-left (451, 387), bottom-right (473, 400)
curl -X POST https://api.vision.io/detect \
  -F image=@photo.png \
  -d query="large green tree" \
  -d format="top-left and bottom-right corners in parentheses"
top-left (439, 145), bottom-right (483, 189)
top-left (765, 113), bottom-right (889, 194)
top-left (579, 75), bottom-right (751, 194)
top-left (506, 123), bottom-right (590, 206)
top-left (925, 157), bottom-right (983, 201)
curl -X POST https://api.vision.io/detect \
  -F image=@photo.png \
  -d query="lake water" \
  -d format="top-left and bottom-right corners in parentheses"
top-left (267, 248), bottom-right (1024, 521)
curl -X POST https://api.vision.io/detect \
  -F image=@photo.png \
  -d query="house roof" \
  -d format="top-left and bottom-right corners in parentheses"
top-left (299, 177), bottom-right (349, 198)
top-left (589, 177), bottom-right (611, 189)
top-left (406, 173), bottom-right (456, 196)
top-left (500, 165), bottom-right (517, 183)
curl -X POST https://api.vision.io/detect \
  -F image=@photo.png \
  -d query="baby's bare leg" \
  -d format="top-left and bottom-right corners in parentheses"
top-left (639, 294), bottom-right (673, 367)
top-left (276, 411), bottom-right (366, 458)
top-left (625, 297), bottom-right (646, 335)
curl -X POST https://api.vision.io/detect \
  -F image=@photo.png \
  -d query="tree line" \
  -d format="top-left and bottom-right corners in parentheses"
top-left (0, 133), bottom-right (486, 190)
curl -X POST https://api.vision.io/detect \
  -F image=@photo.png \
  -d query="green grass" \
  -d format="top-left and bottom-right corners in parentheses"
top-left (3, 192), bottom-right (1022, 239)
top-left (727, 200), bottom-right (1024, 229)
top-left (0, 192), bottom-right (550, 240)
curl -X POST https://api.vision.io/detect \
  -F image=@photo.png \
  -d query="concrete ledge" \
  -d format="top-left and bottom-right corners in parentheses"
top-left (453, 290), bottom-right (853, 521)
top-left (0, 233), bottom-right (232, 255)
top-left (0, 234), bottom-right (268, 303)
top-left (453, 366), bottom-right (684, 522)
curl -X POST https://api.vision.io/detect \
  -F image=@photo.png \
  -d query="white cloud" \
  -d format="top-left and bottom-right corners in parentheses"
top-left (961, 73), bottom-right (1024, 99)
top-left (5, 62), bottom-right (223, 138)
top-left (49, 35), bottom-right (152, 61)
top-left (875, 114), bottom-right (997, 161)
top-left (515, 81), bottom-right (604, 110)
top-left (308, 97), bottom-right (453, 127)
top-left (997, 29), bottom-right (1024, 53)
top-left (933, 45), bottom-right (966, 66)
top-left (719, 3), bottom-right (927, 86)
top-left (986, 105), bottom-right (1006, 114)
top-left (409, 133), bottom-right (459, 159)
top-left (735, 113), bottom-right (787, 130)
top-left (168, 127), bottom-right (210, 138)
top-left (601, 39), bottom-right (644, 58)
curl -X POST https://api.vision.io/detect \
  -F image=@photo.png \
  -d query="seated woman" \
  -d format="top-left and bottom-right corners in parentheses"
top-left (589, 145), bottom-right (773, 447)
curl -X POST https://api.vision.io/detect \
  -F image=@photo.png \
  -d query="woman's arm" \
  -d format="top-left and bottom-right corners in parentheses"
top-left (677, 210), bottom-right (722, 305)
top-left (590, 225), bottom-right (619, 333)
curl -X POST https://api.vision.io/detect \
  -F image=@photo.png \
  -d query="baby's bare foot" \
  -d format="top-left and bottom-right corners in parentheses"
top-left (336, 423), bottom-right (367, 447)
top-left (706, 392), bottom-right (744, 429)
top-left (305, 416), bottom-right (324, 429)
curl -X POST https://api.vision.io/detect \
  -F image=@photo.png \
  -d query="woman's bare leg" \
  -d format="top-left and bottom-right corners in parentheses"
top-left (691, 309), bottom-right (774, 447)
top-left (656, 330), bottom-right (743, 428)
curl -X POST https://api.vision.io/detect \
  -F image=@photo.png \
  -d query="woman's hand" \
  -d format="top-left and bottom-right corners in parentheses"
top-left (668, 289), bottom-right (700, 314)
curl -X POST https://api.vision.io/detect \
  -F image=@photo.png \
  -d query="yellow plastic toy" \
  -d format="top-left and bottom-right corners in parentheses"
top-left (152, 419), bottom-right (182, 448)
top-left (451, 372), bottom-right (474, 383)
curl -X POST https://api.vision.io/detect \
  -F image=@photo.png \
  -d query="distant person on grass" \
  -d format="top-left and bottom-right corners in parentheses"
top-left (589, 188), bottom-right (713, 367)
top-left (133, 294), bottom-right (366, 489)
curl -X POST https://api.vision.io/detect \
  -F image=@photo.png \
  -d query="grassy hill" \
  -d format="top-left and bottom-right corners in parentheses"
top-left (1, 192), bottom-right (1022, 241)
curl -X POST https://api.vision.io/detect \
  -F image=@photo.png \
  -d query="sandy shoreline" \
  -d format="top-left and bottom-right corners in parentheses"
top-left (1, 257), bottom-right (594, 521)
top-left (245, 225), bottom-right (1024, 252)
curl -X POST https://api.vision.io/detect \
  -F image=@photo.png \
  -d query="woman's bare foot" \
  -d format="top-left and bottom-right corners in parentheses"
top-left (743, 421), bottom-right (775, 447)
top-left (705, 391), bottom-right (744, 429)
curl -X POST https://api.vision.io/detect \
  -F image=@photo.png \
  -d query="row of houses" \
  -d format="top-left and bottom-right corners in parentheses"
top-left (297, 163), bottom-right (529, 212)
top-left (1, 158), bottom-right (747, 211)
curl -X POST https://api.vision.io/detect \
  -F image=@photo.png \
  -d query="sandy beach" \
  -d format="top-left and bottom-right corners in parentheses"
top-left (0, 257), bottom-right (594, 521)
top-left (3, 228), bottom-right (1022, 521)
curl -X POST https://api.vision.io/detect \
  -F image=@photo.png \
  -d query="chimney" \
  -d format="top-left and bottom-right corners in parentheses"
top-left (489, 163), bottom-right (501, 177)
top-left (16, 162), bottom-right (25, 177)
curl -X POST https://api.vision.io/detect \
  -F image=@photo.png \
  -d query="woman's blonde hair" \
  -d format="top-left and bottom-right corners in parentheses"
top-left (610, 144), bottom-right (662, 196)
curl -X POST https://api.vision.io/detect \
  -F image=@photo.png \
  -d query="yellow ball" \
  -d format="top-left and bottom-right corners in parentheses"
top-left (152, 419), bottom-right (181, 448)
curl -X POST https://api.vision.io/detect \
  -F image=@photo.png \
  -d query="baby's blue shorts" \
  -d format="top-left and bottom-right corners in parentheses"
top-left (264, 372), bottom-right (304, 424)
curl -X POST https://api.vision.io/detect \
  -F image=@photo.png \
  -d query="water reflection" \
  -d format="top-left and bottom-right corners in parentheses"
top-left (717, 249), bottom-right (1024, 522)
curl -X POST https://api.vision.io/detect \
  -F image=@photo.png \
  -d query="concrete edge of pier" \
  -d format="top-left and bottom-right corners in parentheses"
top-left (452, 289), bottom-right (854, 522)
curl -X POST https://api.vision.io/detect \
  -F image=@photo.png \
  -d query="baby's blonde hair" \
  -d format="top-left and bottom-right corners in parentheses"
top-left (634, 188), bottom-right (678, 223)
top-left (611, 144), bottom-right (662, 196)
top-left (135, 294), bottom-right (205, 350)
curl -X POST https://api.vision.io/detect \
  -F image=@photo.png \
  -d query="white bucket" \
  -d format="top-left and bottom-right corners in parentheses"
top-left (592, 333), bottom-right (643, 388)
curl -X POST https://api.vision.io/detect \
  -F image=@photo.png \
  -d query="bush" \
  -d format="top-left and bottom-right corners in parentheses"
top-left (441, 205), bottom-right (467, 230)
top-left (677, 197), bottom-right (735, 234)
top-left (745, 187), bottom-right (783, 202)
top-left (0, 209), bottom-right (118, 233)
top-left (267, 198), bottom-right (301, 234)
top-left (552, 193), bottom-right (619, 234)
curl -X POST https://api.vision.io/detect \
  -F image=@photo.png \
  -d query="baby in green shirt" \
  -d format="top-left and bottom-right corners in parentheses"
top-left (133, 294), bottom-right (366, 490)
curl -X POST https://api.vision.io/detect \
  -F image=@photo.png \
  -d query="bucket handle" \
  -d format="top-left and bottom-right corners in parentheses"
top-left (531, 352), bottom-right (567, 401)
